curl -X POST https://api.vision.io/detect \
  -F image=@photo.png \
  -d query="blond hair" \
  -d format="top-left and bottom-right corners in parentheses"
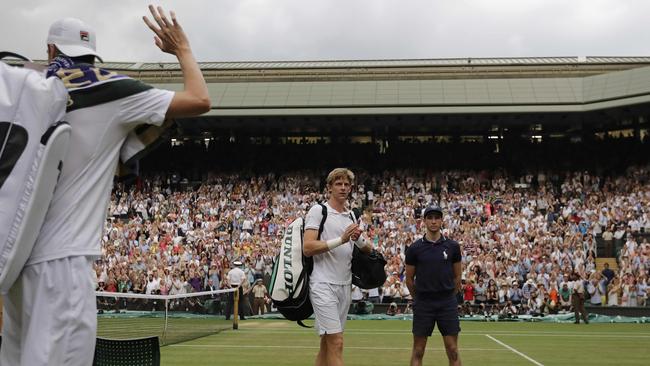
top-left (326, 168), bottom-right (355, 187)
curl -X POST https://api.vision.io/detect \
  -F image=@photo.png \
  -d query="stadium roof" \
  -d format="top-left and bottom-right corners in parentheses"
top-left (5, 55), bottom-right (650, 122)
top-left (103, 56), bottom-right (650, 71)
top-left (99, 56), bottom-right (650, 86)
top-left (89, 56), bottom-right (650, 138)
top-left (147, 63), bottom-right (650, 116)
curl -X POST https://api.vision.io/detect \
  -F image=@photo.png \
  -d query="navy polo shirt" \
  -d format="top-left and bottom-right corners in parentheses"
top-left (405, 235), bottom-right (461, 299)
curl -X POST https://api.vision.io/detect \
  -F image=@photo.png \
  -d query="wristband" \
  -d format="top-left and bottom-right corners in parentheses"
top-left (354, 236), bottom-right (369, 249)
top-left (326, 237), bottom-right (344, 250)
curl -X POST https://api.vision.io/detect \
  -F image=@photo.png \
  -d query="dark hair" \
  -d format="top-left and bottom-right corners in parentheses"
top-left (71, 55), bottom-right (96, 65)
top-left (54, 47), bottom-right (96, 65)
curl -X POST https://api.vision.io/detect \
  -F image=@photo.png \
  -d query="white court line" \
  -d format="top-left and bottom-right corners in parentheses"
top-left (230, 329), bottom-right (650, 338)
top-left (486, 334), bottom-right (544, 366)
top-left (169, 344), bottom-right (506, 351)
top-left (352, 331), bottom-right (650, 336)
top-left (235, 327), bottom-right (650, 336)
top-left (470, 333), bottom-right (649, 339)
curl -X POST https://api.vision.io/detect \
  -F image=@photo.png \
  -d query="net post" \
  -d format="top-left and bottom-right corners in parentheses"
top-left (163, 298), bottom-right (169, 345)
top-left (233, 287), bottom-right (239, 330)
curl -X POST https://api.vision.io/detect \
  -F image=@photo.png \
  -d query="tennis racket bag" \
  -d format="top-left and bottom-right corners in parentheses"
top-left (0, 56), bottom-right (70, 293)
top-left (270, 204), bottom-right (327, 326)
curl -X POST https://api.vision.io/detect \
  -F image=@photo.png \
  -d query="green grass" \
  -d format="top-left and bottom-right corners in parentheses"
top-left (147, 319), bottom-right (649, 365)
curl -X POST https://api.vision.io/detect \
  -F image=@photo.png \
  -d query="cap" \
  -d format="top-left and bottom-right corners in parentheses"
top-left (47, 18), bottom-right (102, 62)
top-left (422, 206), bottom-right (443, 218)
top-left (233, 260), bottom-right (243, 266)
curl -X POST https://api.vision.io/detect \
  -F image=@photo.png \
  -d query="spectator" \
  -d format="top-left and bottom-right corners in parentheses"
top-left (601, 263), bottom-right (615, 285)
top-left (94, 165), bottom-right (650, 321)
top-left (251, 279), bottom-right (268, 315)
top-left (486, 280), bottom-right (498, 304)
top-left (602, 227), bottom-right (614, 257)
top-left (559, 283), bottom-right (572, 311)
top-left (354, 301), bottom-right (375, 315)
top-left (587, 275), bottom-right (603, 306)
top-left (463, 280), bottom-right (475, 304)
top-left (386, 302), bottom-right (400, 316)
top-left (474, 279), bottom-right (487, 304)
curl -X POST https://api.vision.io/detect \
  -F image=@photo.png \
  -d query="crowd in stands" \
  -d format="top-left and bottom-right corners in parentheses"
top-left (94, 163), bottom-right (650, 316)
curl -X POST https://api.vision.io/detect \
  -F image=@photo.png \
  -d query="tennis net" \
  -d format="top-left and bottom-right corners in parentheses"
top-left (96, 288), bottom-right (237, 346)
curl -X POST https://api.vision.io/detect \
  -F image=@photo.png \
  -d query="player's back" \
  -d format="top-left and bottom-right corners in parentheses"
top-left (28, 76), bottom-right (173, 265)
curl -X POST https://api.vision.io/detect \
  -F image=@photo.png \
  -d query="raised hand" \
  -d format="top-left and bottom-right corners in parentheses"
top-left (143, 5), bottom-right (191, 56)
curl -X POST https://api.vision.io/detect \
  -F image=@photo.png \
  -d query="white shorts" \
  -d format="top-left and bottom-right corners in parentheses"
top-left (309, 282), bottom-right (351, 335)
top-left (0, 256), bottom-right (97, 366)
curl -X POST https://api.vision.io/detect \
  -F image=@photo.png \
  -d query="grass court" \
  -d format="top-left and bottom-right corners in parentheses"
top-left (99, 318), bottom-right (650, 365)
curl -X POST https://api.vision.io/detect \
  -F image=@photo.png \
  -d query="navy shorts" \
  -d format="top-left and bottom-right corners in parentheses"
top-left (412, 295), bottom-right (461, 337)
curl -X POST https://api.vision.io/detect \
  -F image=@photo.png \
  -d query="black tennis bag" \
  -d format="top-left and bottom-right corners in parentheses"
top-left (350, 208), bottom-right (387, 289)
top-left (351, 246), bottom-right (387, 289)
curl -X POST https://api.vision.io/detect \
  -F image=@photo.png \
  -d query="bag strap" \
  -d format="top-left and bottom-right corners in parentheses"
top-left (297, 320), bottom-right (312, 328)
top-left (349, 208), bottom-right (367, 257)
top-left (0, 52), bottom-right (31, 62)
top-left (349, 208), bottom-right (361, 223)
top-left (317, 203), bottom-right (327, 240)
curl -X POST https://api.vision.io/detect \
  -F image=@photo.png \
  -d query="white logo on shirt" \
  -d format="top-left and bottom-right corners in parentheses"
top-left (443, 250), bottom-right (448, 260)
